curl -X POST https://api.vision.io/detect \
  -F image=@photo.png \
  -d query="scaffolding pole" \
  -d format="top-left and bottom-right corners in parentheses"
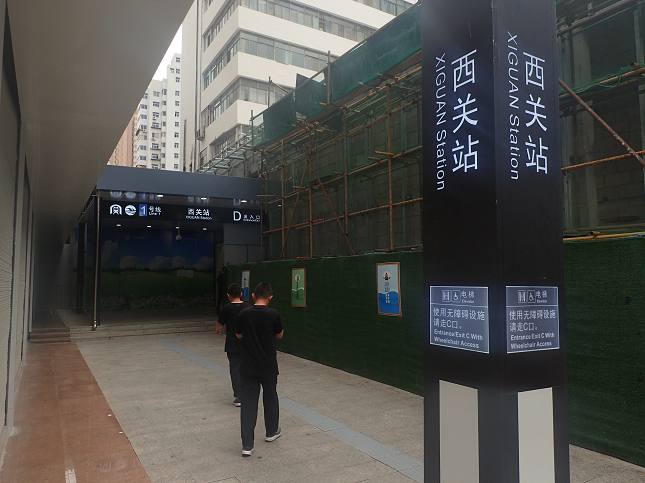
top-left (559, 78), bottom-right (645, 168)
top-left (260, 61), bottom-right (422, 260)
top-left (305, 151), bottom-right (356, 256)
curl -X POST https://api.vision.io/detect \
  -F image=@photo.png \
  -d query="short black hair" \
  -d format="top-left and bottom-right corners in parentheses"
top-left (227, 283), bottom-right (242, 298)
top-left (253, 282), bottom-right (273, 299)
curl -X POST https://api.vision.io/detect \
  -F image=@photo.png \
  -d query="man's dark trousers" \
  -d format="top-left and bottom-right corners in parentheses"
top-left (240, 371), bottom-right (279, 448)
top-left (227, 352), bottom-right (242, 397)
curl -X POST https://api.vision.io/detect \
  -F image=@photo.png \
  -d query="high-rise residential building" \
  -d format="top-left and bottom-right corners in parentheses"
top-left (134, 54), bottom-right (184, 170)
top-left (107, 113), bottom-right (136, 167)
top-left (181, 0), bottom-right (414, 174)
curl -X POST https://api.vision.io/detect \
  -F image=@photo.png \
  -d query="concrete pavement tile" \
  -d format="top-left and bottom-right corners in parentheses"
top-left (78, 334), bottom-right (645, 483)
top-left (365, 470), bottom-right (421, 482)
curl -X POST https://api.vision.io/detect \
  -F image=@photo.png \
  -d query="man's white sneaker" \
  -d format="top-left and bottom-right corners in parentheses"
top-left (265, 427), bottom-right (282, 442)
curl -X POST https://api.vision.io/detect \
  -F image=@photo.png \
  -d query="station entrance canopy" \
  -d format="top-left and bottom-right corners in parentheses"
top-left (74, 166), bottom-right (279, 326)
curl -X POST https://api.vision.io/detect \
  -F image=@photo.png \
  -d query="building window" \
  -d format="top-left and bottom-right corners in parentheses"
top-left (170, 68), bottom-right (175, 73)
top-left (163, 89), bottom-right (167, 95)
top-left (174, 132), bottom-right (179, 138)
top-left (174, 164), bottom-right (179, 170)
top-left (152, 143), bottom-right (158, 149)
top-left (162, 142), bottom-right (166, 147)
top-left (203, 31), bottom-right (336, 90)
top-left (175, 122), bottom-right (180, 127)
top-left (152, 164), bottom-right (159, 169)
top-left (153, 112), bottom-right (159, 118)
top-left (162, 163), bottom-right (166, 169)
top-left (176, 68), bottom-right (180, 74)
top-left (162, 153), bottom-right (166, 158)
top-left (176, 57), bottom-right (180, 63)
top-left (153, 91), bottom-right (160, 97)
top-left (140, 124), bottom-right (147, 130)
top-left (152, 122), bottom-right (160, 129)
top-left (174, 143), bottom-right (179, 148)
top-left (203, 0), bottom-right (379, 53)
top-left (175, 90), bottom-right (180, 96)
top-left (175, 111), bottom-right (179, 117)
top-left (143, 93), bottom-right (148, 99)
top-left (176, 77), bottom-right (180, 83)
top-left (162, 111), bottom-right (167, 116)
top-left (163, 121), bottom-right (167, 126)
top-left (174, 153), bottom-right (179, 158)
top-left (153, 101), bottom-right (160, 107)
top-left (140, 114), bottom-right (148, 119)
top-left (163, 101), bottom-right (166, 105)
top-left (175, 100), bottom-right (180, 106)
top-left (140, 155), bottom-right (147, 160)
top-left (141, 104), bottom-right (148, 109)
top-left (140, 145), bottom-right (147, 150)
top-left (152, 154), bottom-right (159, 160)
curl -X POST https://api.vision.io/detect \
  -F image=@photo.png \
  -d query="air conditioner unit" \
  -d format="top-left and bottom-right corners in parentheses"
top-left (197, 128), bottom-right (205, 140)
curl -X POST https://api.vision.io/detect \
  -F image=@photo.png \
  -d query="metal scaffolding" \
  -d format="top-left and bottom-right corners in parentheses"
top-left (197, 130), bottom-right (253, 175)
top-left (557, 0), bottom-right (645, 235)
top-left (253, 55), bottom-right (423, 261)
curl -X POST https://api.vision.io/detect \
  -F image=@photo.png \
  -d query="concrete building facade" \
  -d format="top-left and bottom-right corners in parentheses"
top-left (107, 113), bottom-right (135, 167)
top-left (134, 54), bottom-right (184, 171)
top-left (180, 0), bottom-right (414, 175)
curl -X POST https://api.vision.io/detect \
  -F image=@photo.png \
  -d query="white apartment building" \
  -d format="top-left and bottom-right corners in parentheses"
top-left (134, 54), bottom-right (184, 170)
top-left (181, 0), bottom-right (414, 174)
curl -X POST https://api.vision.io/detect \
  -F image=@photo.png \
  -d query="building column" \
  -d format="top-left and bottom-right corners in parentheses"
top-left (92, 194), bottom-right (101, 329)
top-left (573, 30), bottom-right (599, 228)
top-left (422, 0), bottom-right (569, 481)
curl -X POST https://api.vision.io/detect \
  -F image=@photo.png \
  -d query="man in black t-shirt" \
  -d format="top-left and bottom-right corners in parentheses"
top-left (216, 284), bottom-right (250, 407)
top-left (235, 282), bottom-right (284, 457)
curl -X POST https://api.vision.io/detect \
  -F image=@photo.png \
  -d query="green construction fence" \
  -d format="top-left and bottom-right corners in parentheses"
top-left (564, 237), bottom-right (645, 467)
top-left (227, 239), bottom-right (645, 467)
top-left (229, 252), bottom-right (424, 394)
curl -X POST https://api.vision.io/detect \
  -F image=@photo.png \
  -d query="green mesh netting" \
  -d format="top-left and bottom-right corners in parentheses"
top-left (263, 91), bottom-right (296, 142)
top-left (253, 4), bottom-right (421, 147)
top-left (560, 66), bottom-right (636, 96)
top-left (330, 6), bottom-right (421, 103)
top-left (295, 74), bottom-right (327, 119)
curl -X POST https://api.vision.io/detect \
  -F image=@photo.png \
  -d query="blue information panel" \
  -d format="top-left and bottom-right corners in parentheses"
top-left (506, 286), bottom-right (559, 353)
top-left (430, 286), bottom-right (489, 354)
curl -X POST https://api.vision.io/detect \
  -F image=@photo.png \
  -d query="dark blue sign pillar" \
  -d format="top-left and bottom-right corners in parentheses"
top-left (422, 0), bottom-right (569, 482)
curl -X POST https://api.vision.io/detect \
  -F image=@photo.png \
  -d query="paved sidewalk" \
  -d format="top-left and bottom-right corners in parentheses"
top-left (0, 343), bottom-right (150, 483)
top-left (76, 334), bottom-right (645, 483)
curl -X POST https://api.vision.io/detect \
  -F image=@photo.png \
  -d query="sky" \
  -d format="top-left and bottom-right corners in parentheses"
top-left (153, 26), bottom-right (182, 80)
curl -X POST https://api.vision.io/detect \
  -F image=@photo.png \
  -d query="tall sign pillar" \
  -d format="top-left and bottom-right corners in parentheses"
top-left (422, 1), bottom-right (569, 482)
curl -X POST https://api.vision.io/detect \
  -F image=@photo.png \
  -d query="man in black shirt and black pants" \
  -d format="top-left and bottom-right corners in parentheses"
top-left (215, 284), bottom-right (250, 407)
top-left (235, 282), bottom-right (284, 457)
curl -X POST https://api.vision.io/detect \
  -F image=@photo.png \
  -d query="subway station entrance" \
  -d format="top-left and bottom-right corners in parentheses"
top-left (71, 166), bottom-right (277, 328)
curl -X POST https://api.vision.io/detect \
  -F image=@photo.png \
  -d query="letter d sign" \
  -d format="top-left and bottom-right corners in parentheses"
top-left (233, 211), bottom-right (242, 222)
